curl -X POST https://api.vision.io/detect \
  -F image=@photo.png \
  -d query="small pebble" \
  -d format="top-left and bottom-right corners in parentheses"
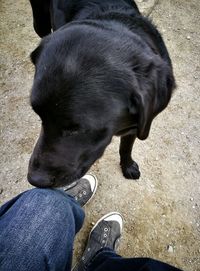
top-left (190, 197), bottom-right (194, 201)
top-left (186, 35), bottom-right (191, 40)
top-left (167, 245), bottom-right (174, 253)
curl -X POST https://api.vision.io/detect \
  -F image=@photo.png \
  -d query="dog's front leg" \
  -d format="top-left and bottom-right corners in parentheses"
top-left (119, 134), bottom-right (140, 179)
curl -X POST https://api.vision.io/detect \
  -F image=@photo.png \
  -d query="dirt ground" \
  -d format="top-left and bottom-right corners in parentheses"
top-left (0, 0), bottom-right (200, 270)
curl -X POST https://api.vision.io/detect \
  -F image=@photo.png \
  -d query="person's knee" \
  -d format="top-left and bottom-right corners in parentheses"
top-left (22, 188), bottom-right (77, 214)
top-left (0, 189), bottom-right (82, 271)
top-left (25, 187), bottom-right (63, 198)
top-left (24, 188), bottom-right (69, 205)
top-left (22, 188), bottom-right (85, 232)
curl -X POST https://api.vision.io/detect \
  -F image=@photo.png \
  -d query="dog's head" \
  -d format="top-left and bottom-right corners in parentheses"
top-left (28, 26), bottom-right (175, 187)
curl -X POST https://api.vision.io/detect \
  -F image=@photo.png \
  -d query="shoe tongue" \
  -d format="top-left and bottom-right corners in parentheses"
top-left (101, 221), bottom-right (121, 250)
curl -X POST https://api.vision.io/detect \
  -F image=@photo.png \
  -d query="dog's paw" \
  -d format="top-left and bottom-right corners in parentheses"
top-left (121, 161), bottom-right (140, 180)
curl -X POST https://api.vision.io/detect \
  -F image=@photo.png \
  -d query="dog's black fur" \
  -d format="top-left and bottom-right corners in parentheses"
top-left (28, 0), bottom-right (175, 188)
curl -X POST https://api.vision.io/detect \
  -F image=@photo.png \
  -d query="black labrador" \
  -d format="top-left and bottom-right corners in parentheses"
top-left (28, 0), bottom-right (175, 188)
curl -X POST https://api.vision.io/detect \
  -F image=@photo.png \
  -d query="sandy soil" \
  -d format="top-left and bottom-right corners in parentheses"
top-left (0, 0), bottom-right (200, 270)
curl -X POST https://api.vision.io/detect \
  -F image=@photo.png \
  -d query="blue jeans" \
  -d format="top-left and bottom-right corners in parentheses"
top-left (0, 189), bottom-right (182, 271)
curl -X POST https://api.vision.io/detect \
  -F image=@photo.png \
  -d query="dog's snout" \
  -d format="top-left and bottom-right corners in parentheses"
top-left (27, 172), bottom-right (55, 188)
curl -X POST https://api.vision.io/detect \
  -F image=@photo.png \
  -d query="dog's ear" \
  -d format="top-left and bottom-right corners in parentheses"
top-left (130, 56), bottom-right (175, 140)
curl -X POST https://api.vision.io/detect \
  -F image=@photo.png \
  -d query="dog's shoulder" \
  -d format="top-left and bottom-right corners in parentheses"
top-left (128, 15), bottom-right (172, 65)
top-left (98, 11), bottom-right (172, 66)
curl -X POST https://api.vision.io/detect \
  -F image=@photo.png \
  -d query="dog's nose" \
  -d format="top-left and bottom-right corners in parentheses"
top-left (27, 172), bottom-right (55, 188)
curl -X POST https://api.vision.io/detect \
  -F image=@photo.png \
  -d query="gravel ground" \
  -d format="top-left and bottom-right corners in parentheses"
top-left (0, 0), bottom-right (200, 270)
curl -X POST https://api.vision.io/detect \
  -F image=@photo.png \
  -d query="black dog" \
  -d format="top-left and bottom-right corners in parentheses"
top-left (28, 0), bottom-right (175, 188)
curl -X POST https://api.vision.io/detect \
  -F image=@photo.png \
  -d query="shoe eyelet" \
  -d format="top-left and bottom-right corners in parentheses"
top-left (83, 190), bottom-right (87, 195)
top-left (75, 196), bottom-right (78, 201)
top-left (104, 233), bottom-right (107, 237)
top-left (104, 228), bottom-right (108, 232)
top-left (79, 193), bottom-right (82, 198)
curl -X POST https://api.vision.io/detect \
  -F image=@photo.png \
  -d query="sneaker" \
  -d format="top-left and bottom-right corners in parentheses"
top-left (72, 212), bottom-right (123, 271)
top-left (62, 174), bottom-right (98, 207)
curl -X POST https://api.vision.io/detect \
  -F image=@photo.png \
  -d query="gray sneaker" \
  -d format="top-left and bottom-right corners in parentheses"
top-left (72, 212), bottom-right (123, 271)
top-left (62, 174), bottom-right (98, 207)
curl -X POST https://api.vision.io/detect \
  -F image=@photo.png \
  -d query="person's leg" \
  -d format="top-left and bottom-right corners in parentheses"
top-left (87, 249), bottom-right (182, 271)
top-left (0, 174), bottom-right (98, 271)
top-left (0, 188), bottom-right (84, 271)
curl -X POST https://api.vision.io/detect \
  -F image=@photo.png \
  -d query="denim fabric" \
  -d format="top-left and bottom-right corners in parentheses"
top-left (0, 189), bottom-right (182, 271)
top-left (0, 188), bottom-right (85, 271)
